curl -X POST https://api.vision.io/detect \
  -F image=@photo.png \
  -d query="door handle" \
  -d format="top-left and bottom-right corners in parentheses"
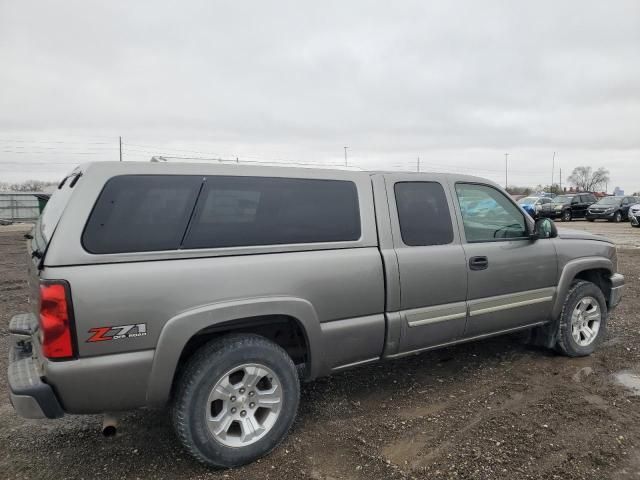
top-left (469, 256), bottom-right (488, 270)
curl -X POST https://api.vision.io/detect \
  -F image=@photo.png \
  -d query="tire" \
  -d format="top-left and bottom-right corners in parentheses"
top-left (587, 218), bottom-right (595, 222)
top-left (561, 210), bottom-right (572, 222)
top-left (556, 281), bottom-right (607, 357)
top-left (172, 334), bottom-right (300, 468)
top-left (614, 211), bottom-right (622, 223)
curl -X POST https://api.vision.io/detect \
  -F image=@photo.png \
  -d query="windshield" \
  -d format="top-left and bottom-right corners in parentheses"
top-left (595, 197), bottom-right (622, 206)
top-left (553, 195), bottom-right (574, 205)
top-left (517, 197), bottom-right (537, 205)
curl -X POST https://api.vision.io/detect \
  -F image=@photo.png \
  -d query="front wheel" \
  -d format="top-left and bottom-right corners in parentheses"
top-left (562, 210), bottom-right (572, 222)
top-left (556, 281), bottom-right (607, 357)
top-left (614, 211), bottom-right (622, 223)
top-left (172, 334), bottom-right (300, 467)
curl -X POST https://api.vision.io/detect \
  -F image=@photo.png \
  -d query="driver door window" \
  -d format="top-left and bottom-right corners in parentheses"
top-left (455, 183), bottom-right (527, 242)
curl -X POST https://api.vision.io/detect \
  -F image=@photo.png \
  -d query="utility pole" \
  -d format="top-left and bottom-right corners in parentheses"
top-left (343, 146), bottom-right (348, 167)
top-left (119, 136), bottom-right (122, 162)
top-left (551, 151), bottom-right (556, 189)
top-left (504, 153), bottom-right (509, 189)
top-left (417, 156), bottom-right (420, 172)
top-left (559, 168), bottom-right (562, 192)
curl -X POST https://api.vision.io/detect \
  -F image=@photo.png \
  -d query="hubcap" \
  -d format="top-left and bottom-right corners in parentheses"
top-left (571, 296), bottom-right (601, 347)
top-left (205, 363), bottom-right (283, 448)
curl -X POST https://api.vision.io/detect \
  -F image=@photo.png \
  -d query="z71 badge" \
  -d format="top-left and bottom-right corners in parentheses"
top-left (87, 323), bottom-right (147, 342)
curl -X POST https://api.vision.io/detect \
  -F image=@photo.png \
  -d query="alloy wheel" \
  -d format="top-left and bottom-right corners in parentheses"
top-left (205, 363), bottom-right (283, 448)
top-left (571, 296), bottom-right (601, 347)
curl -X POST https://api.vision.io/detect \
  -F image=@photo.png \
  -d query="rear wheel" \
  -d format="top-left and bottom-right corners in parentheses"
top-left (556, 281), bottom-right (607, 357)
top-left (172, 334), bottom-right (300, 467)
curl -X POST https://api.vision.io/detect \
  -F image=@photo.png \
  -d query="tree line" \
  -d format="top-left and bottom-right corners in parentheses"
top-left (508, 165), bottom-right (639, 196)
top-left (0, 179), bottom-right (58, 192)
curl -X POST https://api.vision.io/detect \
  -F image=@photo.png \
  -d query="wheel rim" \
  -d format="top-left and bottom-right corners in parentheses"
top-left (205, 363), bottom-right (283, 448)
top-left (571, 296), bottom-right (601, 347)
top-left (615, 212), bottom-right (621, 222)
top-left (563, 211), bottom-right (571, 221)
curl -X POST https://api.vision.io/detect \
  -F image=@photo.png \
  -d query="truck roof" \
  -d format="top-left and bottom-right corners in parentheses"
top-left (75, 161), bottom-right (494, 186)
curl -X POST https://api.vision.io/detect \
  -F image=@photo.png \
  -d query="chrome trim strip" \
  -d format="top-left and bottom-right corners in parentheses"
top-left (471, 296), bottom-right (553, 316)
top-left (405, 302), bottom-right (467, 328)
top-left (468, 287), bottom-right (555, 317)
top-left (331, 357), bottom-right (380, 371)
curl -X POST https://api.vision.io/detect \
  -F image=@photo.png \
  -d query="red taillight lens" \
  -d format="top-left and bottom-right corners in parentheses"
top-left (39, 282), bottom-right (74, 359)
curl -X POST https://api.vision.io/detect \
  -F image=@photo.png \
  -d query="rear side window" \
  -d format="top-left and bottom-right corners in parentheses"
top-left (182, 176), bottom-right (361, 249)
top-left (394, 182), bottom-right (453, 246)
top-left (83, 175), bottom-right (202, 254)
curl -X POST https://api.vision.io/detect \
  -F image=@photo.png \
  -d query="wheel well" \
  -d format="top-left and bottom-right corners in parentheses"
top-left (574, 269), bottom-right (612, 304)
top-left (172, 315), bottom-right (309, 394)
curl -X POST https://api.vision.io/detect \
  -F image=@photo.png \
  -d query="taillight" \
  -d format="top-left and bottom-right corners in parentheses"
top-left (39, 281), bottom-right (75, 359)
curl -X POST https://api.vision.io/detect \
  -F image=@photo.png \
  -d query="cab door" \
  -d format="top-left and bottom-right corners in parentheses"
top-left (451, 182), bottom-right (557, 337)
top-left (385, 174), bottom-right (468, 354)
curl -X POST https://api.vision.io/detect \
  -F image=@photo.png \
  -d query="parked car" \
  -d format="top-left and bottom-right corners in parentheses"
top-left (629, 203), bottom-right (640, 227)
top-left (517, 196), bottom-right (553, 218)
top-left (539, 193), bottom-right (597, 221)
top-left (8, 162), bottom-right (624, 468)
top-left (586, 196), bottom-right (639, 223)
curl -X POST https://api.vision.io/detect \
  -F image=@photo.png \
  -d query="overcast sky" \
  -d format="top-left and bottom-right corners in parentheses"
top-left (1, 1), bottom-right (639, 192)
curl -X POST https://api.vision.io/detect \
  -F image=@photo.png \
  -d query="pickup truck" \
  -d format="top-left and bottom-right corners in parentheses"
top-left (8, 162), bottom-right (624, 467)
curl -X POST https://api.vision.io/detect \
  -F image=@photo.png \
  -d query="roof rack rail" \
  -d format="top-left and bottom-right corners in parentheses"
top-left (148, 155), bottom-right (363, 171)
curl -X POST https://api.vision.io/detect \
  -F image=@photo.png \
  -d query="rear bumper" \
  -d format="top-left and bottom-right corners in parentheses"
top-left (609, 273), bottom-right (625, 310)
top-left (8, 356), bottom-right (64, 419)
top-left (7, 313), bottom-right (64, 419)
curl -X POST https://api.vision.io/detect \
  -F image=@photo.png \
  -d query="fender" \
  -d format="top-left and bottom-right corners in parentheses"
top-left (550, 256), bottom-right (613, 320)
top-left (145, 296), bottom-right (322, 407)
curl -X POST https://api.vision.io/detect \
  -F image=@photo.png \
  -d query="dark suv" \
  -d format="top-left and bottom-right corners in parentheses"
top-left (586, 196), bottom-right (639, 222)
top-left (539, 193), bottom-right (597, 222)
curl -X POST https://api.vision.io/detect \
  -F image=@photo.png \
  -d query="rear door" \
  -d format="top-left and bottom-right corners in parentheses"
top-left (385, 174), bottom-right (468, 354)
top-left (451, 182), bottom-right (557, 337)
top-left (570, 196), bottom-right (583, 218)
top-left (579, 194), bottom-right (595, 217)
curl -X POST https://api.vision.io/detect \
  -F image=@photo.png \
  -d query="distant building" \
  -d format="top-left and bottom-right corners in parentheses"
top-left (614, 186), bottom-right (624, 196)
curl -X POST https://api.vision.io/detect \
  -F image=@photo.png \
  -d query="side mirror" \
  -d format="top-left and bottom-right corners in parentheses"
top-left (533, 218), bottom-right (558, 239)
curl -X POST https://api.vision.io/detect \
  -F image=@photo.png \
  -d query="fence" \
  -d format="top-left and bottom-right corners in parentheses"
top-left (0, 193), bottom-right (48, 222)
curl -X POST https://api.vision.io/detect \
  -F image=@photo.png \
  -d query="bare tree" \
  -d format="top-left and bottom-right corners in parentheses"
top-left (567, 166), bottom-right (610, 192)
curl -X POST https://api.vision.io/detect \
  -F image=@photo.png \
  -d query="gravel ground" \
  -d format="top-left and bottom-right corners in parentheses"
top-left (1, 222), bottom-right (640, 479)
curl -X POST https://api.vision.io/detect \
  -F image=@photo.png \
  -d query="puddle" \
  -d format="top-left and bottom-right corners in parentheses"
top-left (614, 371), bottom-right (640, 395)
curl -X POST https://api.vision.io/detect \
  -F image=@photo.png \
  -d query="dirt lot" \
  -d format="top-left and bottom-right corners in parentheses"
top-left (1, 221), bottom-right (639, 479)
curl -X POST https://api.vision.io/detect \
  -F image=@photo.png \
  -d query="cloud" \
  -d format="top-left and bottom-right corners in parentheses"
top-left (1, 0), bottom-right (639, 191)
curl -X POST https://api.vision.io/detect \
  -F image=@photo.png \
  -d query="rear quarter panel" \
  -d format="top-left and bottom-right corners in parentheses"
top-left (46, 248), bottom-right (385, 358)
